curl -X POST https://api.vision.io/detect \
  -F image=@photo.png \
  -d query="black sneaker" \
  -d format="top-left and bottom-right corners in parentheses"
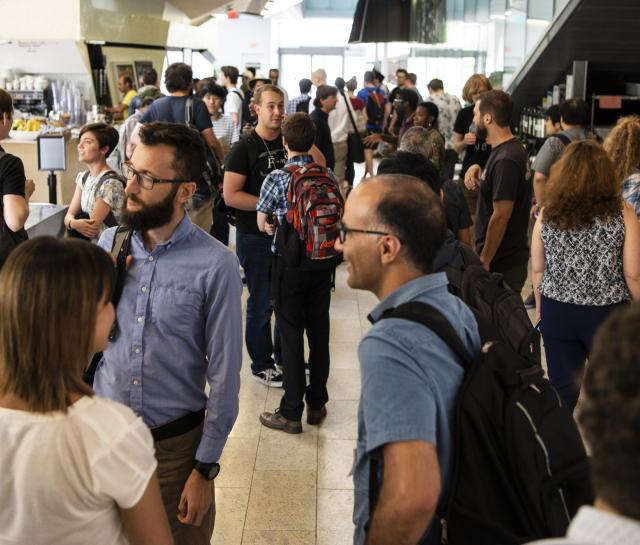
top-left (523, 292), bottom-right (535, 309)
top-left (252, 369), bottom-right (283, 388)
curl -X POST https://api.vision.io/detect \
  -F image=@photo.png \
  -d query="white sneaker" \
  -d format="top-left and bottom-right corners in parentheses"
top-left (252, 368), bottom-right (283, 388)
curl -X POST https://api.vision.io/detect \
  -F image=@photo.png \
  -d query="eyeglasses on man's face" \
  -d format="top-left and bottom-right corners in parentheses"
top-left (122, 162), bottom-right (191, 190)
top-left (337, 221), bottom-right (402, 244)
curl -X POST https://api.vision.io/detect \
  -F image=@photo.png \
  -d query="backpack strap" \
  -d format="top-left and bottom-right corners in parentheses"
top-left (184, 96), bottom-right (194, 127)
top-left (83, 225), bottom-right (133, 385)
top-left (549, 133), bottom-right (571, 146)
top-left (81, 171), bottom-right (90, 187)
top-left (378, 301), bottom-right (473, 368)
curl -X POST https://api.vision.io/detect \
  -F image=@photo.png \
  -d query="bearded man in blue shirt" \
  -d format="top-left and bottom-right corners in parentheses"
top-left (95, 122), bottom-right (243, 545)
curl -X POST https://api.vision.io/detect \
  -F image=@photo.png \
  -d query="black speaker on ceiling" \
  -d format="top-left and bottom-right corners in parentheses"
top-left (349, 0), bottom-right (446, 44)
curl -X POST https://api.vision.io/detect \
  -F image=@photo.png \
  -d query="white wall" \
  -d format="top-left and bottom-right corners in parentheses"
top-left (0, 0), bottom-right (80, 40)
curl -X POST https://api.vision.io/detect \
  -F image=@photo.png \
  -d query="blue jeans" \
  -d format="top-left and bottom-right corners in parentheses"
top-left (236, 231), bottom-right (276, 374)
top-left (540, 295), bottom-right (627, 411)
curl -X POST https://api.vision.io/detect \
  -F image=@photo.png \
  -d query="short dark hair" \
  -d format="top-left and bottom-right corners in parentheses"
top-left (407, 72), bottom-right (417, 85)
top-left (0, 89), bottom-right (13, 115)
top-left (369, 175), bottom-right (446, 274)
top-left (269, 68), bottom-right (279, 75)
top-left (478, 90), bottom-right (513, 128)
top-left (397, 89), bottom-right (419, 111)
top-left (299, 78), bottom-right (312, 94)
top-left (580, 302), bottom-right (640, 519)
top-left (335, 77), bottom-right (345, 91)
top-left (313, 85), bottom-right (338, 109)
top-left (396, 69), bottom-right (408, 77)
top-left (164, 63), bottom-right (193, 93)
top-left (141, 67), bottom-right (158, 86)
top-left (221, 66), bottom-right (240, 85)
top-left (428, 78), bottom-right (444, 91)
top-left (139, 122), bottom-right (206, 182)
top-left (545, 104), bottom-right (562, 125)
top-left (377, 151), bottom-right (443, 194)
top-left (282, 113), bottom-right (316, 152)
top-left (560, 98), bottom-right (590, 126)
top-left (418, 101), bottom-right (439, 123)
top-left (121, 75), bottom-right (133, 88)
top-left (364, 71), bottom-right (374, 84)
top-left (79, 122), bottom-right (119, 158)
top-left (197, 78), bottom-right (227, 101)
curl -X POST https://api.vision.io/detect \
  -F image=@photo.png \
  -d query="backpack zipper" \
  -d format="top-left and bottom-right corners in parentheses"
top-left (515, 401), bottom-right (571, 525)
top-left (440, 517), bottom-right (448, 544)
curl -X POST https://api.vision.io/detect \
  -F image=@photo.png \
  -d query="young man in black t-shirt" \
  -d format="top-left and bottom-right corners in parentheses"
top-left (0, 90), bottom-right (34, 266)
top-left (224, 85), bottom-right (288, 386)
top-left (464, 90), bottom-right (532, 294)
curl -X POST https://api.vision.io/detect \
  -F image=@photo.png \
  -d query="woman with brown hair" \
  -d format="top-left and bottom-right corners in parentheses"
top-left (603, 114), bottom-right (640, 218)
top-left (531, 140), bottom-right (640, 411)
top-left (0, 237), bottom-right (173, 545)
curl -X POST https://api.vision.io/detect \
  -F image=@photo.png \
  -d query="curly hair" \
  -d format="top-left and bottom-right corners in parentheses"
top-left (579, 302), bottom-right (640, 519)
top-left (603, 115), bottom-right (640, 183)
top-left (544, 140), bottom-right (622, 231)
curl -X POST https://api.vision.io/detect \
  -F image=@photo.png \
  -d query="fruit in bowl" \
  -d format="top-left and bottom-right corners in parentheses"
top-left (12, 119), bottom-right (42, 132)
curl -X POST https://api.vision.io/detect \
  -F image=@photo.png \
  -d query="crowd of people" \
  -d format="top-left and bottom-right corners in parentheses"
top-left (1, 58), bottom-right (640, 545)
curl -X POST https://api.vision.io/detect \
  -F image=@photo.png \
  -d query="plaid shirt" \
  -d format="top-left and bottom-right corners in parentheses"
top-left (622, 170), bottom-right (640, 219)
top-left (287, 93), bottom-right (311, 114)
top-left (257, 154), bottom-right (338, 252)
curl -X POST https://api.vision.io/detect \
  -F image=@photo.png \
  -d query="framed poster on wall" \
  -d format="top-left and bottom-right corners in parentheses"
top-left (114, 63), bottom-right (136, 88)
top-left (134, 61), bottom-right (154, 86)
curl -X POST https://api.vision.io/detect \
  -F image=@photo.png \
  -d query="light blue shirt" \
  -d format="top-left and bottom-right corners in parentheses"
top-left (94, 214), bottom-right (243, 463)
top-left (353, 273), bottom-right (480, 545)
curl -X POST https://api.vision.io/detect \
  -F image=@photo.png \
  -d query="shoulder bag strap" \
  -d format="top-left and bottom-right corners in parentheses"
top-left (339, 88), bottom-right (359, 135)
top-left (184, 96), bottom-right (194, 126)
top-left (81, 171), bottom-right (90, 188)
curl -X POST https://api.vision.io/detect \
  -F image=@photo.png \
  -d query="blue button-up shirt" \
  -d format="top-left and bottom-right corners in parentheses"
top-left (353, 273), bottom-right (480, 545)
top-left (94, 214), bottom-right (243, 463)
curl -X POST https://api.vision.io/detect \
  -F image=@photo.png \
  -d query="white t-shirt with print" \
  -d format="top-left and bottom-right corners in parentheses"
top-left (0, 395), bottom-right (157, 545)
top-left (75, 169), bottom-right (125, 224)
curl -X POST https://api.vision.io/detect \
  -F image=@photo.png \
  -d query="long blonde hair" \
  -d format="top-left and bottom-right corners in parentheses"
top-left (0, 237), bottom-right (115, 412)
top-left (603, 115), bottom-right (640, 182)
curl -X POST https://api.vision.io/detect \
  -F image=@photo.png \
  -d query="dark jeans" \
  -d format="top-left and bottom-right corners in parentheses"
top-left (272, 256), bottom-right (333, 421)
top-left (236, 231), bottom-right (276, 374)
top-left (496, 261), bottom-right (528, 295)
top-left (443, 149), bottom-right (458, 182)
top-left (540, 295), bottom-right (627, 411)
top-left (211, 201), bottom-right (230, 246)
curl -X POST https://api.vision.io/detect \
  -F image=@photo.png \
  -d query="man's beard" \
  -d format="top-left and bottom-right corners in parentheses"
top-left (476, 122), bottom-right (488, 141)
top-left (121, 188), bottom-right (178, 231)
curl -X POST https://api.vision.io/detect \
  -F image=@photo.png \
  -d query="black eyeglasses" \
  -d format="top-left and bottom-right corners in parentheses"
top-left (122, 162), bottom-right (191, 190)
top-left (337, 221), bottom-right (401, 244)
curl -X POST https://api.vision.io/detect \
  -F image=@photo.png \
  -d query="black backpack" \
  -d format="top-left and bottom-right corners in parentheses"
top-left (185, 97), bottom-right (223, 203)
top-left (0, 151), bottom-right (29, 268)
top-left (232, 89), bottom-right (253, 127)
top-left (374, 302), bottom-right (594, 545)
top-left (440, 243), bottom-right (541, 365)
top-left (295, 97), bottom-right (311, 114)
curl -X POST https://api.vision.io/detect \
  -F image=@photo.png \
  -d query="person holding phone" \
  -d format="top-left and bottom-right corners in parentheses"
top-left (0, 237), bottom-right (173, 545)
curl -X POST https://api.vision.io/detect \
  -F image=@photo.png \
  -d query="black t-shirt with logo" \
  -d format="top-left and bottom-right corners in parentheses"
top-left (225, 130), bottom-right (287, 235)
top-left (453, 104), bottom-right (492, 179)
top-left (475, 137), bottom-right (532, 272)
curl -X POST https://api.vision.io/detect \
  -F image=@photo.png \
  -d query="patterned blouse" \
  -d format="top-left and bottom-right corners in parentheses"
top-left (75, 169), bottom-right (125, 233)
top-left (622, 169), bottom-right (640, 220)
top-left (540, 214), bottom-right (630, 306)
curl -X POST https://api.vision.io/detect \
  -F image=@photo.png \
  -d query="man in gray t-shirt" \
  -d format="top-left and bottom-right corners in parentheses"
top-left (532, 99), bottom-right (590, 210)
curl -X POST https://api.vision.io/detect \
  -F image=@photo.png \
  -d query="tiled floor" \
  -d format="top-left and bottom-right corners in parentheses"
top-left (213, 264), bottom-right (372, 545)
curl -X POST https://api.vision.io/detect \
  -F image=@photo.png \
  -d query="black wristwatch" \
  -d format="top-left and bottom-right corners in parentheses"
top-left (194, 461), bottom-right (220, 481)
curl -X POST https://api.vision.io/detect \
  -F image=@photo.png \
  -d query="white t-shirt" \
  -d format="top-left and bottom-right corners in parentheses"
top-left (224, 87), bottom-right (243, 125)
top-left (0, 395), bottom-right (157, 545)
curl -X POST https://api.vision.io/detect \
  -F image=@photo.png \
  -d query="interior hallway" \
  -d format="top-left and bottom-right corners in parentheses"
top-left (212, 263), bottom-right (372, 545)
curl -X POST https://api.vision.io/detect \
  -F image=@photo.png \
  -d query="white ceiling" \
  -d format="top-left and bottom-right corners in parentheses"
top-left (167, 0), bottom-right (266, 22)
